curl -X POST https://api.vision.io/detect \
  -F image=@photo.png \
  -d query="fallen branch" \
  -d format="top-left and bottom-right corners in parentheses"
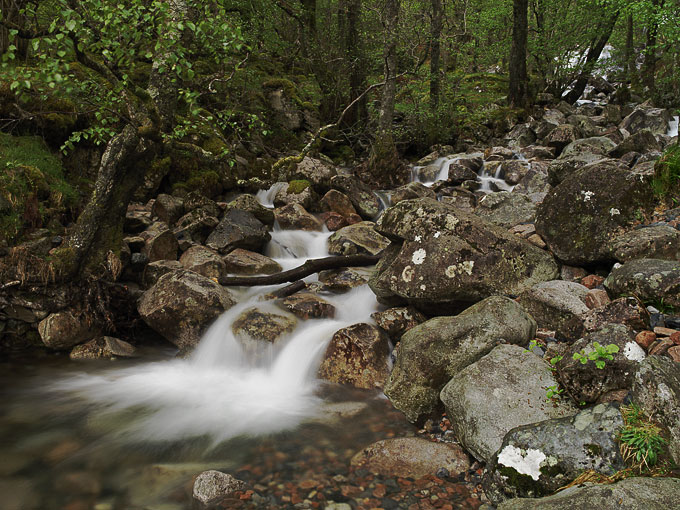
top-left (219, 253), bottom-right (381, 286)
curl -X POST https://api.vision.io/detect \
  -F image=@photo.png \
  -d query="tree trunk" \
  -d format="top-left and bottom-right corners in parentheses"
top-left (508, 0), bottom-right (529, 109)
top-left (625, 14), bottom-right (636, 84)
top-left (564, 11), bottom-right (619, 104)
top-left (642, 0), bottom-right (663, 93)
top-left (377, 0), bottom-right (399, 136)
top-left (344, 0), bottom-right (367, 127)
top-left (429, 0), bottom-right (443, 111)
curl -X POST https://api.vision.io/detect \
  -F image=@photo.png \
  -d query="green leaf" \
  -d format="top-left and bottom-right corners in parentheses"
top-left (65, 19), bottom-right (76, 32)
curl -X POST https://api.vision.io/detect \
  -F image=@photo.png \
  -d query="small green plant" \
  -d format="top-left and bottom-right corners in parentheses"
top-left (646, 297), bottom-right (676, 315)
top-left (572, 342), bottom-right (619, 369)
top-left (545, 384), bottom-right (563, 401)
top-left (619, 404), bottom-right (668, 471)
top-left (652, 144), bottom-right (680, 202)
top-left (528, 339), bottom-right (539, 352)
top-left (549, 354), bottom-right (563, 367)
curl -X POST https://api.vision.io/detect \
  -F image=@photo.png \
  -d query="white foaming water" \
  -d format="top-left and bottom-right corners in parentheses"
top-left (411, 157), bottom-right (450, 186)
top-left (477, 162), bottom-right (514, 194)
top-left (54, 214), bottom-right (379, 445)
top-left (256, 182), bottom-right (288, 208)
top-left (668, 116), bottom-right (679, 138)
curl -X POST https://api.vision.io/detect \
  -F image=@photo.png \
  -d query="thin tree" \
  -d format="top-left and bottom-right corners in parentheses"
top-left (508, 0), bottom-right (529, 108)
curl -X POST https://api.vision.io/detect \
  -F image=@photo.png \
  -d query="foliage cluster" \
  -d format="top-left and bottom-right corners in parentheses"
top-left (618, 404), bottom-right (668, 472)
top-left (572, 342), bottom-right (620, 369)
top-left (652, 144), bottom-right (680, 204)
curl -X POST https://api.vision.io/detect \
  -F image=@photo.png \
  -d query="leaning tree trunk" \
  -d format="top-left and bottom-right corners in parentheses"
top-left (429, 0), bottom-right (443, 111)
top-left (564, 11), bottom-right (619, 105)
top-left (508, 0), bottom-right (529, 109)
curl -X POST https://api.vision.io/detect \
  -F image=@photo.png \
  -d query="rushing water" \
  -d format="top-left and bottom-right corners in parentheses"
top-left (668, 115), bottom-right (679, 138)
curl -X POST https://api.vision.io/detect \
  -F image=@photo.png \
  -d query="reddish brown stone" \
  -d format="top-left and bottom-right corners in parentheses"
top-left (636, 330), bottom-right (657, 350)
top-left (671, 331), bottom-right (680, 345)
top-left (649, 338), bottom-right (674, 356)
top-left (321, 211), bottom-right (348, 231)
top-left (585, 289), bottom-right (610, 309)
top-left (346, 213), bottom-right (363, 225)
top-left (654, 327), bottom-right (677, 337)
top-left (581, 274), bottom-right (605, 289)
top-left (668, 345), bottom-right (680, 362)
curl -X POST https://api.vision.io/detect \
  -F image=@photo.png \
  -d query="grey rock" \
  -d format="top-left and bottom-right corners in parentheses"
top-left (604, 258), bottom-right (680, 308)
top-left (608, 226), bottom-right (680, 262)
top-left (327, 221), bottom-right (390, 256)
top-left (620, 106), bottom-right (671, 136)
top-left (274, 203), bottom-right (323, 231)
top-left (484, 404), bottom-right (625, 504)
top-left (225, 194), bottom-right (275, 226)
top-left (206, 209), bottom-right (271, 254)
top-left (179, 245), bottom-right (226, 280)
top-left (330, 175), bottom-right (380, 219)
top-left (385, 296), bottom-right (537, 424)
top-left (441, 344), bottom-right (576, 463)
top-left (38, 311), bottom-right (96, 350)
top-left (610, 129), bottom-right (661, 157)
top-left (193, 470), bottom-right (245, 507)
top-left (474, 191), bottom-right (537, 229)
top-left (223, 248), bottom-right (282, 275)
top-left (151, 194), bottom-right (184, 226)
top-left (518, 280), bottom-right (589, 338)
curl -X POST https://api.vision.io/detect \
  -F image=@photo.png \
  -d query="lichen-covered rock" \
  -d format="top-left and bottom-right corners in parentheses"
top-left (142, 260), bottom-right (183, 287)
top-left (274, 181), bottom-right (317, 210)
top-left (172, 207), bottom-right (219, 245)
top-left (560, 137), bottom-right (617, 159)
top-left (206, 209), bottom-right (271, 254)
top-left (274, 203), bottom-right (323, 231)
top-left (547, 153), bottom-right (603, 186)
top-left (38, 311), bottom-right (97, 350)
top-left (484, 404), bottom-right (625, 505)
top-left (496, 476), bottom-right (680, 510)
top-left (518, 281), bottom-right (589, 337)
top-left (278, 292), bottom-right (336, 319)
top-left (318, 323), bottom-right (390, 389)
top-left (558, 296), bottom-right (650, 341)
top-left (318, 267), bottom-right (372, 291)
top-left (545, 124), bottom-right (581, 154)
top-left (607, 226), bottom-right (680, 262)
top-left (69, 336), bottom-right (137, 360)
top-left (604, 259), bottom-right (680, 308)
top-left (232, 307), bottom-right (297, 345)
top-left (179, 245), bottom-right (226, 280)
top-left (609, 129), bottom-right (661, 157)
top-left (320, 189), bottom-right (357, 217)
top-left (350, 438), bottom-right (470, 479)
top-left (385, 296), bottom-right (537, 424)
top-left (225, 194), bottom-right (275, 226)
top-left (140, 223), bottom-right (179, 262)
top-left (369, 199), bottom-right (558, 312)
top-left (556, 323), bottom-right (644, 403)
top-left (280, 157), bottom-right (338, 193)
top-left (138, 269), bottom-right (236, 350)
top-left (330, 175), bottom-right (380, 219)
top-left (371, 306), bottom-right (426, 341)
top-left (193, 470), bottom-right (245, 508)
top-left (474, 192), bottom-right (537, 229)
top-left (620, 106), bottom-right (672, 136)
top-left (390, 182), bottom-right (437, 204)
top-left (441, 344), bottom-right (576, 463)
top-left (327, 221), bottom-right (390, 256)
top-left (222, 248), bottom-right (281, 275)
top-left (535, 160), bottom-right (655, 265)
top-left (630, 355), bottom-right (680, 463)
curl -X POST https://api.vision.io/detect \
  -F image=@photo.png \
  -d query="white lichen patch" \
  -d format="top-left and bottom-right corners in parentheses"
top-left (434, 231), bottom-right (441, 238)
top-left (580, 190), bottom-right (595, 202)
top-left (414, 235), bottom-right (422, 242)
top-left (445, 261), bottom-right (475, 278)
top-left (623, 341), bottom-right (646, 362)
top-left (497, 445), bottom-right (546, 481)
top-left (445, 214), bottom-right (459, 230)
top-left (609, 208), bottom-right (621, 216)
top-left (416, 207), bottom-right (426, 218)
top-left (420, 284), bottom-right (427, 291)
top-left (402, 266), bottom-right (415, 282)
top-left (412, 249), bottom-right (427, 265)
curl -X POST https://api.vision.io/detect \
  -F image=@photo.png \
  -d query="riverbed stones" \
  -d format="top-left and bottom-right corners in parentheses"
top-left (441, 344), bottom-right (576, 463)
top-left (547, 152), bottom-right (603, 186)
top-left (474, 192), bottom-right (537, 229)
top-left (517, 280), bottom-right (589, 337)
top-left (138, 269), bottom-right (236, 350)
top-left (225, 194), bottom-right (275, 226)
top-left (38, 311), bottom-right (96, 350)
top-left (371, 306), bottom-right (426, 341)
top-left (327, 222), bottom-right (389, 256)
top-left (497, 476), bottom-right (680, 510)
top-left (173, 207), bottom-right (219, 245)
top-left (484, 404), bottom-right (624, 504)
top-left (279, 292), bottom-right (336, 319)
top-left (206, 209), bottom-right (270, 254)
top-left (318, 323), bottom-right (390, 389)
top-left (560, 136), bottom-right (617, 159)
top-left (320, 189), bottom-right (357, 217)
top-left (630, 355), bottom-right (680, 463)
top-left (609, 128), bottom-right (660, 157)
top-left (143, 260), bottom-right (183, 287)
top-left (274, 181), bottom-right (317, 210)
top-left (151, 194), bottom-right (184, 226)
top-left (222, 248), bottom-right (281, 275)
top-left (604, 259), bottom-right (680, 308)
top-left (556, 323), bottom-right (642, 403)
top-left (140, 223), bottom-right (179, 262)
top-left (385, 296), bottom-right (536, 424)
top-left (318, 267), bottom-right (372, 291)
top-left (390, 182), bottom-right (437, 204)
top-left (69, 336), bottom-right (137, 360)
top-left (607, 226), bottom-right (680, 262)
top-left (232, 307), bottom-right (297, 344)
top-left (193, 470), bottom-right (245, 508)
top-left (179, 245), bottom-right (226, 280)
top-left (282, 156), bottom-right (338, 193)
top-left (620, 105), bottom-right (672, 136)
top-left (535, 160), bottom-right (655, 265)
top-left (558, 296), bottom-right (650, 341)
top-left (330, 175), bottom-right (380, 219)
top-left (545, 124), bottom-right (581, 154)
top-left (350, 437), bottom-right (470, 479)
top-left (369, 198), bottom-right (558, 312)
top-left (274, 203), bottom-right (323, 231)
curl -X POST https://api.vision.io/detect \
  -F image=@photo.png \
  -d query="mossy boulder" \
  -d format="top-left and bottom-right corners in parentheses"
top-left (535, 160), bottom-right (655, 265)
top-left (603, 258), bottom-right (680, 308)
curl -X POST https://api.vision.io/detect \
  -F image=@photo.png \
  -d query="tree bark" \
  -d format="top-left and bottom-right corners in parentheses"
top-left (219, 254), bottom-right (381, 286)
top-left (344, 0), bottom-right (367, 127)
top-left (625, 14), bottom-right (635, 84)
top-left (564, 11), bottom-right (619, 104)
top-left (429, 0), bottom-right (443, 110)
top-left (642, 0), bottom-right (663, 93)
top-left (508, 0), bottom-right (529, 109)
top-left (377, 0), bottom-right (399, 136)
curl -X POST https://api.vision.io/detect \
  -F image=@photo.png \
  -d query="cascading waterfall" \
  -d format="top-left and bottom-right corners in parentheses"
top-left (668, 116), bottom-right (679, 138)
top-left (54, 217), bottom-right (380, 445)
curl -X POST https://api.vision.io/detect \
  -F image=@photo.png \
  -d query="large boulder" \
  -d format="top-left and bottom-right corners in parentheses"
top-left (173, 207), bottom-right (219, 245)
top-left (151, 194), bottom-right (184, 226)
top-left (558, 296), bottom-right (650, 341)
top-left (620, 106), bottom-right (672, 136)
top-left (38, 311), bottom-right (97, 350)
top-left (604, 259), bottom-right (680, 308)
top-left (224, 194), bottom-right (275, 226)
top-left (496, 476), bottom-right (680, 510)
top-left (371, 306), bottom-right (426, 342)
top-left (179, 245), bottom-right (226, 280)
top-left (140, 223), bottom-right (179, 262)
top-left (559, 137), bottom-right (617, 159)
top-left (441, 344), bottom-right (576, 463)
top-left (535, 160), bottom-right (655, 265)
top-left (327, 221), bottom-right (390, 256)
top-left (369, 199), bottom-right (558, 312)
top-left (607, 226), bottom-right (680, 262)
top-left (205, 209), bottom-right (270, 254)
top-left (474, 192), bottom-right (537, 229)
top-left (138, 269), bottom-right (236, 350)
top-left (274, 203), bottom-right (323, 231)
top-left (222, 248), bottom-right (281, 275)
top-left (330, 175), bottom-right (380, 219)
top-left (273, 181), bottom-right (317, 210)
top-left (547, 153), bottom-right (604, 186)
top-left (350, 438), bottom-right (470, 479)
top-left (556, 323), bottom-right (644, 404)
top-left (630, 355), bottom-right (680, 463)
top-left (320, 189), bottom-right (357, 217)
top-left (318, 323), bottom-right (390, 390)
top-left (385, 296), bottom-right (536, 424)
top-left (484, 404), bottom-right (624, 504)
top-left (390, 182), bottom-right (437, 204)
top-left (280, 156), bottom-right (338, 193)
top-left (609, 129), bottom-right (661, 157)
